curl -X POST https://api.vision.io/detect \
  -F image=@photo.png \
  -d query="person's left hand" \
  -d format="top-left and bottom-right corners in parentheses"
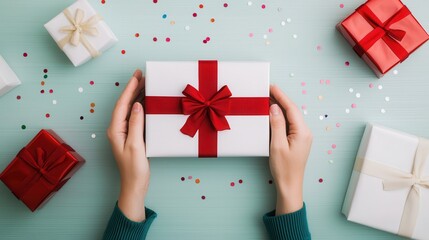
top-left (107, 69), bottom-right (149, 222)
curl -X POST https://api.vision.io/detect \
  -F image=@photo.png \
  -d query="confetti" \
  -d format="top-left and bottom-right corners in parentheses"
top-left (292, 34), bottom-right (298, 39)
top-left (381, 108), bottom-right (386, 114)
top-left (268, 180), bottom-right (273, 184)
top-left (90, 80), bottom-right (94, 85)
top-left (193, 13), bottom-right (197, 17)
top-left (319, 178), bottom-right (324, 183)
top-left (332, 144), bottom-right (337, 149)
top-left (195, 178), bottom-right (200, 184)
top-left (153, 0), bottom-right (157, 3)
top-left (316, 45), bottom-right (322, 51)
top-left (166, 37), bottom-right (171, 42)
top-left (349, 88), bottom-right (354, 93)
top-left (345, 108), bottom-right (350, 113)
top-left (223, 3), bottom-right (228, 8)
top-left (115, 82), bottom-right (120, 86)
top-left (290, 73), bottom-right (295, 77)
top-left (52, 100), bottom-right (57, 105)
top-left (80, 116), bottom-right (84, 120)
top-left (345, 61), bottom-right (350, 66)
top-left (185, 25), bottom-right (190, 31)
top-left (153, 37), bottom-right (158, 42)
top-left (188, 176), bottom-right (193, 180)
top-left (286, 18), bottom-right (292, 23)
top-left (16, 95), bottom-right (21, 100)
top-left (230, 182), bottom-right (235, 187)
top-left (261, 4), bottom-right (266, 9)
top-left (281, 21), bottom-right (286, 26)
top-left (318, 95), bottom-right (324, 101)
top-left (210, 18), bottom-right (215, 23)
top-left (101, 0), bottom-right (106, 4)
top-left (385, 96), bottom-right (390, 102)
top-left (135, 33), bottom-right (140, 38)
top-left (393, 69), bottom-right (398, 75)
top-left (23, 52), bottom-right (28, 57)
top-left (49, 89), bottom-right (53, 94)
top-left (201, 195), bottom-right (206, 200)
top-left (91, 133), bottom-right (96, 139)
top-left (263, 34), bottom-right (268, 39)
top-left (162, 13), bottom-right (167, 19)
top-left (302, 90), bottom-right (307, 95)
top-left (78, 87), bottom-right (83, 93)
top-left (378, 85), bottom-right (383, 90)
top-left (121, 50), bottom-right (126, 54)
top-left (43, 69), bottom-right (48, 73)
top-left (180, 177), bottom-right (185, 181)
top-left (199, 4), bottom-right (204, 8)
top-left (351, 103), bottom-right (357, 108)
top-left (45, 113), bottom-right (50, 118)
top-left (21, 125), bottom-right (26, 130)
top-left (340, 3), bottom-right (344, 8)
top-left (319, 115), bottom-right (324, 120)
top-left (356, 93), bottom-right (361, 98)
top-left (248, 1), bottom-right (252, 6)
top-left (248, 33), bottom-right (254, 37)
top-left (329, 160), bottom-right (334, 164)
top-left (238, 179), bottom-right (243, 184)
top-left (327, 150), bottom-right (333, 155)
top-left (336, 123), bottom-right (341, 128)
top-left (369, 83), bottom-right (374, 88)
top-left (268, 28), bottom-right (273, 33)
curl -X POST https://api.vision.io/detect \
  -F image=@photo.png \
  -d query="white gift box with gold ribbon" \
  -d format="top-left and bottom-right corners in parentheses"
top-left (0, 55), bottom-right (21, 97)
top-left (44, 0), bottom-right (118, 67)
top-left (343, 124), bottom-right (429, 239)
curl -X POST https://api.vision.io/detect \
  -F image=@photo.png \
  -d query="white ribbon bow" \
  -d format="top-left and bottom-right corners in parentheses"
top-left (355, 138), bottom-right (429, 238)
top-left (57, 8), bottom-right (102, 58)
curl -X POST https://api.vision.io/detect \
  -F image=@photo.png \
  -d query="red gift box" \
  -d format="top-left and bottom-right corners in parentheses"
top-left (0, 129), bottom-right (85, 211)
top-left (337, 0), bottom-right (429, 78)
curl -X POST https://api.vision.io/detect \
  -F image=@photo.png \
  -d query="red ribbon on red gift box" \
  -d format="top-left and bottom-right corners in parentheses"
top-left (145, 60), bottom-right (269, 158)
top-left (353, 5), bottom-right (411, 62)
top-left (13, 146), bottom-right (67, 199)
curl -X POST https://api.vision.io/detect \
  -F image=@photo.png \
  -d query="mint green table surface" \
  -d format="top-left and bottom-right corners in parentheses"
top-left (1, 0), bottom-right (428, 239)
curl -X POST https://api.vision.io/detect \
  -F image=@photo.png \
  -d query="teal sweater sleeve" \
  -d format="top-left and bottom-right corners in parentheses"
top-left (263, 203), bottom-right (311, 240)
top-left (103, 202), bottom-right (157, 240)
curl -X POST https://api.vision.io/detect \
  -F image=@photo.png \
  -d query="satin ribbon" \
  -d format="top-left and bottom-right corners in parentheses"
top-left (181, 84), bottom-right (232, 137)
top-left (354, 138), bottom-right (429, 238)
top-left (145, 60), bottom-right (269, 157)
top-left (353, 5), bottom-right (411, 62)
top-left (13, 147), bottom-right (67, 200)
top-left (57, 8), bottom-right (102, 58)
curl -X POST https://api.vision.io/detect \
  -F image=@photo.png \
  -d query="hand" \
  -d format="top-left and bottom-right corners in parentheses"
top-left (107, 69), bottom-right (149, 222)
top-left (269, 85), bottom-right (313, 215)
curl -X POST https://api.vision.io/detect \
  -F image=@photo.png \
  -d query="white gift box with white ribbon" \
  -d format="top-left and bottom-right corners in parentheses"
top-left (44, 0), bottom-right (118, 67)
top-left (343, 124), bottom-right (429, 239)
top-left (0, 55), bottom-right (21, 97)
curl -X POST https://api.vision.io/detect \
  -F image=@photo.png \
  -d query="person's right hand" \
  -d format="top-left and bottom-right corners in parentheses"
top-left (268, 85), bottom-right (313, 215)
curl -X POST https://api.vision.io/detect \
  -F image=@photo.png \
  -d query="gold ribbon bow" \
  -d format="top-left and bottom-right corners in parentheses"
top-left (57, 8), bottom-right (102, 58)
top-left (355, 138), bottom-right (429, 238)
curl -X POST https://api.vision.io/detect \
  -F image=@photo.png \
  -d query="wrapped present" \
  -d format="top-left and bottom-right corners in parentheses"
top-left (44, 0), bottom-right (118, 67)
top-left (145, 60), bottom-right (270, 158)
top-left (342, 124), bottom-right (429, 239)
top-left (337, 0), bottom-right (429, 78)
top-left (0, 130), bottom-right (85, 211)
top-left (0, 55), bottom-right (21, 97)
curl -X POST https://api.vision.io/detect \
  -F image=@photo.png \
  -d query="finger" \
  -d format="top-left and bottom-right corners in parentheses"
top-left (110, 70), bottom-right (144, 132)
top-left (269, 104), bottom-right (288, 148)
top-left (270, 85), bottom-right (304, 128)
top-left (126, 102), bottom-right (145, 147)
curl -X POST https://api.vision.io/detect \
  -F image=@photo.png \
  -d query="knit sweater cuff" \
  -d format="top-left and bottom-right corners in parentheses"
top-left (103, 202), bottom-right (157, 240)
top-left (263, 203), bottom-right (311, 240)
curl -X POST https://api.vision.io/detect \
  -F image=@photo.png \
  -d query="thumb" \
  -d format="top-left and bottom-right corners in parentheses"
top-left (269, 104), bottom-right (288, 147)
top-left (127, 102), bottom-right (144, 145)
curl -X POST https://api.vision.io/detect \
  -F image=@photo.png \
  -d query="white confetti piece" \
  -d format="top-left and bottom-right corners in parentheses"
top-left (349, 88), bottom-right (354, 93)
top-left (378, 85), bottom-right (383, 90)
top-left (292, 34), bottom-right (298, 39)
top-left (381, 108), bottom-right (386, 114)
top-left (345, 108), bottom-right (350, 114)
top-left (78, 87), bottom-right (83, 93)
top-left (91, 133), bottom-right (96, 139)
top-left (52, 100), bottom-right (57, 105)
top-left (290, 73), bottom-right (295, 77)
top-left (319, 115), bottom-right (324, 120)
top-left (184, 25), bottom-right (190, 31)
top-left (281, 21), bottom-right (286, 26)
top-left (247, 1), bottom-right (252, 6)
top-left (393, 69), bottom-right (398, 75)
top-left (356, 93), bottom-right (361, 98)
top-left (385, 96), bottom-right (390, 102)
top-left (286, 18), bottom-right (292, 23)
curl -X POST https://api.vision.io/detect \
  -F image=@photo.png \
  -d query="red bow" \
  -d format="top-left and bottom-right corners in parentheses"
top-left (180, 84), bottom-right (232, 137)
top-left (354, 5), bottom-right (410, 61)
top-left (14, 147), bottom-right (66, 199)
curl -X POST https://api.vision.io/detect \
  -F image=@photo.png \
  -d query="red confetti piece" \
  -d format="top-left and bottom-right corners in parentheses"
top-left (115, 82), bottom-right (119, 86)
top-left (199, 4), bottom-right (204, 8)
top-left (101, 0), bottom-right (106, 4)
top-left (345, 61), bottom-right (350, 66)
top-left (223, 3), bottom-right (228, 7)
top-left (23, 52), bottom-right (28, 57)
top-left (90, 109), bottom-right (95, 113)
top-left (135, 33), bottom-right (140, 38)
top-left (180, 177), bottom-right (185, 181)
top-left (261, 4), bottom-right (266, 9)
top-left (201, 195), bottom-right (206, 200)
top-left (203, 40), bottom-right (207, 44)
top-left (89, 80), bottom-right (94, 85)
top-left (43, 69), bottom-right (48, 73)
top-left (153, 0), bottom-right (158, 3)
top-left (340, 3), bottom-right (344, 8)
top-left (121, 50), bottom-right (126, 54)
top-left (238, 179), bottom-right (243, 184)
top-left (230, 182), bottom-right (235, 187)
top-left (192, 13), bottom-right (197, 17)
top-left (319, 178), bottom-right (324, 183)
top-left (165, 37), bottom-right (171, 42)
top-left (45, 113), bottom-right (50, 118)
top-left (153, 37), bottom-right (158, 42)
top-left (40, 90), bottom-right (45, 94)
top-left (49, 89), bottom-right (53, 94)
top-left (16, 95), bottom-right (21, 100)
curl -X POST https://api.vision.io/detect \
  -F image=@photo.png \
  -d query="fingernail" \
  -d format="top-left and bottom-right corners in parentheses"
top-left (132, 102), bottom-right (141, 112)
top-left (270, 104), bottom-right (280, 115)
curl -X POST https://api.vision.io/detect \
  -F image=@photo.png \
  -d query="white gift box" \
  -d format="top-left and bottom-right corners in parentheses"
top-left (342, 124), bottom-right (429, 239)
top-left (0, 55), bottom-right (21, 97)
top-left (44, 0), bottom-right (118, 67)
top-left (145, 61), bottom-right (270, 158)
